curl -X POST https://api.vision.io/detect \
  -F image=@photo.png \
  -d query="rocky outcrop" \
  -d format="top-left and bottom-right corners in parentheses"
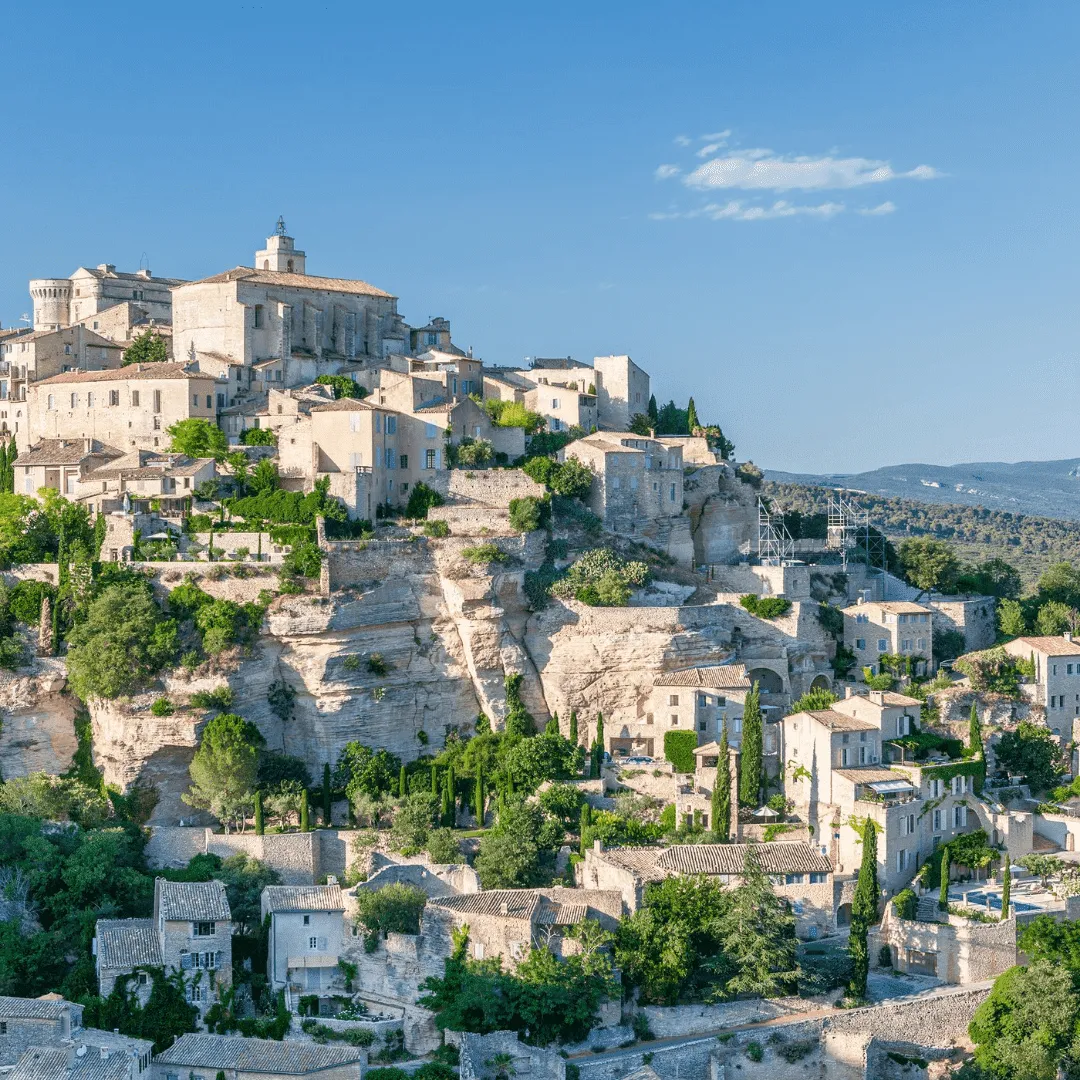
top-left (0, 661), bottom-right (78, 779)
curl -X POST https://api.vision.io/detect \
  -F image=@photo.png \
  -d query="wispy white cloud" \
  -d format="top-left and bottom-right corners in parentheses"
top-left (857, 201), bottom-right (897, 216)
top-left (697, 142), bottom-right (725, 158)
top-left (684, 151), bottom-right (940, 192)
top-left (700, 130), bottom-right (731, 141)
top-left (650, 200), bottom-right (845, 222)
top-left (654, 164), bottom-right (681, 180)
top-left (673, 134), bottom-right (692, 147)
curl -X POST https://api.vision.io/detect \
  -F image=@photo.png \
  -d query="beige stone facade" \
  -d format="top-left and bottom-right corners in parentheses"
top-left (262, 884), bottom-right (347, 992)
top-left (843, 599), bottom-right (933, 678)
top-left (13, 438), bottom-right (123, 499)
top-left (27, 363), bottom-right (221, 452)
top-left (1002, 633), bottom-right (1080, 738)
top-left (592, 354), bottom-right (649, 430)
top-left (0, 324), bottom-right (123, 409)
top-left (30, 263), bottom-right (182, 333)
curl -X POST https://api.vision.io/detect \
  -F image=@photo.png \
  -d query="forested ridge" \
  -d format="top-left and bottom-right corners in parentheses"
top-left (764, 482), bottom-right (1080, 585)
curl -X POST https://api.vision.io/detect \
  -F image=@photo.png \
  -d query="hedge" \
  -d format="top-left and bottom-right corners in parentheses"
top-left (892, 888), bottom-right (918, 920)
top-left (739, 594), bottom-right (792, 619)
top-left (664, 730), bottom-right (698, 774)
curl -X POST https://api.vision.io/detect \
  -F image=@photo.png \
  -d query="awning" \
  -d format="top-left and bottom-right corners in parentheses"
top-left (287, 955), bottom-right (338, 969)
top-left (867, 780), bottom-right (914, 794)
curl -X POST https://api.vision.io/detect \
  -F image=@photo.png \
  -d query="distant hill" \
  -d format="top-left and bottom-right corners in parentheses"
top-left (765, 458), bottom-right (1080, 522)
top-left (763, 481), bottom-right (1080, 586)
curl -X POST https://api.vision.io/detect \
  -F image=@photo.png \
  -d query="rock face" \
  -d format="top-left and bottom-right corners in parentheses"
top-left (0, 661), bottom-right (78, 779)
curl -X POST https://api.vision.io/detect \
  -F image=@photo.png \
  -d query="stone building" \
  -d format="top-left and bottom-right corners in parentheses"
top-left (562, 431), bottom-right (683, 538)
top-left (13, 438), bottom-right (123, 499)
top-left (424, 887), bottom-right (623, 967)
top-left (926, 594), bottom-right (996, 654)
top-left (579, 841), bottom-right (835, 939)
top-left (592, 353), bottom-right (649, 430)
top-left (1002, 633), bottom-right (1080, 739)
top-left (30, 264), bottom-right (182, 332)
top-left (261, 883), bottom-right (346, 992)
top-left (0, 997), bottom-right (82, 1066)
top-left (151, 1033), bottom-right (363, 1080)
top-left (27, 363), bottom-right (222, 452)
top-left (172, 223), bottom-right (410, 388)
top-left (0, 324), bottom-right (123, 405)
top-left (71, 450), bottom-right (215, 517)
top-left (842, 598), bottom-right (934, 679)
top-left (94, 879), bottom-right (233, 1020)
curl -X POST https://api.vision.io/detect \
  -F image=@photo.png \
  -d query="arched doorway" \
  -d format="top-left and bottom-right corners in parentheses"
top-left (747, 668), bottom-right (784, 695)
top-left (810, 674), bottom-right (832, 691)
top-left (836, 903), bottom-right (852, 927)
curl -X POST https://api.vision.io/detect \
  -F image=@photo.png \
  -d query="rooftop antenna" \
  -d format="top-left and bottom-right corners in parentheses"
top-left (139, 251), bottom-right (149, 273)
top-left (275, 216), bottom-right (288, 236)
top-left (18, 313), bottom-right (30, 326)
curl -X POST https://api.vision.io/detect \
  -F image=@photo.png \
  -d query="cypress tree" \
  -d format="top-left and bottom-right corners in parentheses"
top-left (568, 709), bottom-right (579, 746)
top-left (448, 765), bottom-right (456, 824)
top-left (647, 394), bottom-right (658, 425)
top-left (579, 802), bottom-right (592, 855)
top-left (254, 790), bottom-right (264, 836)
top-left (473, 763), bottom-right (484, 825)
top-left (431, 764), bottom-right (438, 795)
top-left (440, 772), bottom-right (452, 826)
top-left (545, 713), bottom-right (560, 735)
top-left (738, 682), bottom-right (763, 807)
top-left (711, 719), bottom-right (731, 840)
top-left (300, 789), bottom-right (310, 832)
top-left (969, 702), bottom-right (985, 793)
top-left (1002, 861), bottom-right (1011, 919)
top-left (594, 712), bottom-right (604, 753)
top-left (398, 765), bottom-right (407, 799)
top-left (939, 850), bottom-right (950, 911)
top-left (0, 443), bottom-right (7, 493)
top-left (322, 763), bottom-right (332, 824)
top-left (849, 818), bottom-right (878, 999)
top-left (686, 397), bottom-right (699, 432)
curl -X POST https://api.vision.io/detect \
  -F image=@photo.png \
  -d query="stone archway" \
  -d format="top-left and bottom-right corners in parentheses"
top-left (747, 668), bottom-right (784, 695)
top-left (810, 674), bottom-right (832, 691)
top-left (836, 903), bottom-right (852, 927)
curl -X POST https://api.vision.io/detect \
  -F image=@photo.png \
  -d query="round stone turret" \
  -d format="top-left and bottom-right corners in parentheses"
top-left (29, 278), bottom-right (72, 331)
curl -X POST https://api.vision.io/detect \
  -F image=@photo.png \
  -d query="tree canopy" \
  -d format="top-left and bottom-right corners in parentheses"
top-left (166, 418), bottom-right (229, 461)
top-left (122, 329), bottom-right (169, 366)
top-left (183, 713), bottom-right (265, 830)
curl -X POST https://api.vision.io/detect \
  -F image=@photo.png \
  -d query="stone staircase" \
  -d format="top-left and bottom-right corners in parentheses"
top-left (916, 894), bottom-right (943, 923)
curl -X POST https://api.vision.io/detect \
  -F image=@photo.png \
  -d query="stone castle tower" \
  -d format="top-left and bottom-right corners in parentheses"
top-left (254, 217), bottom-right (306, 274)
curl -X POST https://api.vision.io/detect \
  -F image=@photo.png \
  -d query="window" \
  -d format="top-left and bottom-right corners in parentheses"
top-left (856, 638), bottom-right (866, 650)
top-left (194, 951), bottom-right (216, 969)
top-left (933, 809), bottom-right (942, 832)
top-left (670, 714), bottom-right (678, 725)
top-left (309, 936), bottom-right (318, 949)
top-left (192, 395), bottom-right (199, 408)
top-left (784, 874), bottom-right (805, 884)
top-left (132, 390), bottom-right (140, 406)
top-left (877, 639), bottom-right (888, 652)
top-left (153, 390), bottom-right (161, 413)
top-left (70, 393), bottom-right (77, 408)
top-left (153, 416), bottom-right (161, 430)
top-left (425, 422), bottom-right (437, 438)
top-left (137, 972), bottom-right (148, 985)
top-left (186, 984), bottom-right (202, 1004)
top-left (386, 449), bottom-right (396, 469)
top-left (897, 714), bottom-right (912, 737)
top-left (303, 915), bottom-right (310, 925)
top-left (425, 449), bottom-right (436, 469)
top-left (400, 454), bottom-right (408, 469)
top-left (841, 748), bottom-right (850, 766)
top-left (810, 873), bottom-right (828, 884)
top-left (670, 483), bottom-right (676, 501)
top-left (206, 395), bottom-right (212, 408)
top-left (0, 1022), bottom-right (6, 1034)
top-left (900, 813), bottom-right (915, 836)
top-left (254, 304), bottom-right (264, 328)
top-left (917, 638), bottom-right (926, 650)
top-left (109, 389), bottom-right (119, 406)
top-left (896, 849), bottom-right (907, 872)
top-left (386, 416), bottom-right (397, 435)
top-left (954, 804), bottom-right (968, 828)
top-left (612, 476), bottom-right (620, 489)
top-left (951, 775), bottom-right (966, 795)
top-left (194, 921), bottom-right (214, 937)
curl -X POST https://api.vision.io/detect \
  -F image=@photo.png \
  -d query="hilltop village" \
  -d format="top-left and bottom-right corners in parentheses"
top-left (1, 223), bottom-right (1079, 1079)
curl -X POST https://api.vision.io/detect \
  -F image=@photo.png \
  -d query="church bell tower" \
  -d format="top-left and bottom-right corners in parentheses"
top-left (255, 217), bottom-right (306, 274)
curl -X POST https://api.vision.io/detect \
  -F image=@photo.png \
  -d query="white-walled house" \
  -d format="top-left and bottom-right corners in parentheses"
top-left (261, 884), bottom-right (346, 992)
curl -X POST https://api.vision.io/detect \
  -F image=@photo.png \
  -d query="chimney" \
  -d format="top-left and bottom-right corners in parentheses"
top-left (845, 686), bottom-right (855, 699)
top-left (1066, 633), bottom-right (1074, 643)
top-left (500, 901), bottom-right (508, 915)
top-left (869, 691), bottom-right (885, 706)
top-left (100, 1047), bottom-right (109, 1060)
top-left (327, 875), bottom-right (338, 885)
top-left (593, 838), bottom-right (603, 853)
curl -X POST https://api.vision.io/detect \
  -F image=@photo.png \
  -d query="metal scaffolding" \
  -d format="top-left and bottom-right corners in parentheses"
top-left (827, 490), bottom-right (888, 584)
top-left (756, 497), bottom-right (795, 565)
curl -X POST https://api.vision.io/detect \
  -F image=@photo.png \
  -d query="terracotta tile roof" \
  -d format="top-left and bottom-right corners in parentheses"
top-left (656, 842), bottom-right (832, 876)
top-left (262, 885), bottom-right (344, 914)
top-left (414, 397), bottom-right (451, 412)
top-left (842, 601), bottom-right (931, 615)
top-left (1009, 636), bottom-right (1080, 657)
top-left (654, 664), bottom-right (748, 689)
top-left (880, 692), bottom-right (923, 706)
top-left (154, 1033), bottom-right (363, 1074)
top-left (9, 1047), bottom-right (134, 1080)
top-left (95, 918), bottom-right (162, 970)
top-left (796, 710), bottom-right (878, 732)
top-left (77, 266), bottom-right (185, 285)
top-left (156, 879), bottom-right (230, 922)
top-left (184, 265), bottom-right (394, 299)
top-left (13, 440), bottom-right (123, 467)
top-left (0, 996), bottom-right (76, 1020)
top-left (309, 397), bottom-right (376, 412)
top-left (34, 363), bottom-right (213, 386)
top-left (428, 889), bottom-right (607, 926)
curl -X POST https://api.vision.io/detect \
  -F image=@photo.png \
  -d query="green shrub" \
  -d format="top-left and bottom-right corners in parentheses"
top-left (454, 437), bottom-right (493, 467)
top-left (367, 653), bottom-right (389, 676)
top-left (509, 496), bottom-right (544, 533)
top-left (8, 579), bottom-right (54, 625)
top-left (550, 548), bottom-right (649, 607)
top-left (405, 483), bottom-right (444, 520)
top-left (776, 1041), bottom-right (815, 1063)
top-left (190, 686), bottom-right (234, 710)
top-left (423, 519), bottom-right (450, 538)
top-left (240, 428), bottom-right (277, 446)
top-left (315, 374), bottom-right (366, 399)
top-left (739, 594), bottom-right (792, 619)
top-left (664, 731), bottom-right (698, 774)
top-left (150, 697), bottom-right (174, 717)
top-left (892, 888), bottom-right (918, 920)
top-left (462, 543), bottom-right (506, 565)
top-left (283, 542), bottom-right (322, 578)
top-left (745, 1041), bottom-right (764, 1062)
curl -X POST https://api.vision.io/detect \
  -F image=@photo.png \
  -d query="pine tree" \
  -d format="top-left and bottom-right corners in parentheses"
top-left (322, 763), bottom-right (332, 824)
top-left (254, 790), bottom-right (264, 836)
top-left (686, 397), bottom-right (699, 432)
top-left (849, 818), bottom-right (879, 999)
top-left (720, 846), bottom-right (799, 997)
top-left (939, 850), bottom-right (950, 911)
top-left (711, 719), bottom-right (731, 840)
top-left (1002, 861), bottom-right (1011, 919)
top-left (568, 709), bottom-right (579, 746)
top-left (473, 763), bottom-right (484, 825)
top-left (398, 765), bottom-right (407, 800)
top-left (738, 682), bottom-right (763, 807)
top-left (300, 789), bottom-right (310, 832)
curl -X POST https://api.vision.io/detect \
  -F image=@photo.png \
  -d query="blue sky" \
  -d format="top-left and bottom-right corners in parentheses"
top-left (2, 1), bottom-right (1077, 473)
